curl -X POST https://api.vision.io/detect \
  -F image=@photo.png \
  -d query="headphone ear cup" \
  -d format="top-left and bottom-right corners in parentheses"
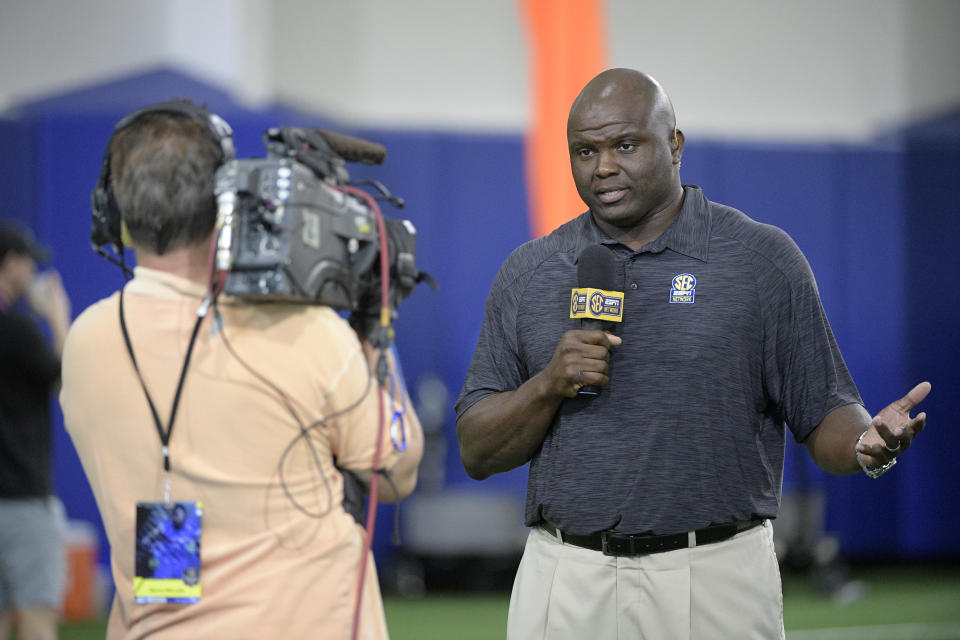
top-left (90, 183), bottom-right (121, 249)
top-left (90, 153), bottom-right (123, 250)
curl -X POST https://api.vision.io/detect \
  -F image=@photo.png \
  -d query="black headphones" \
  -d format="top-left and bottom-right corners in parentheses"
top-left (90, 100), bottom-right (235, 251)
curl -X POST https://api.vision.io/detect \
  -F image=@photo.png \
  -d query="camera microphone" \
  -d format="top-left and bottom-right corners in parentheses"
top-left (314, 129), bottom-right (387, 166)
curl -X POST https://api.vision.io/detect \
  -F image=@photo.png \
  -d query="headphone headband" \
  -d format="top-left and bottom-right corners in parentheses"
top-left (90, 100), bottom-right (235, 251)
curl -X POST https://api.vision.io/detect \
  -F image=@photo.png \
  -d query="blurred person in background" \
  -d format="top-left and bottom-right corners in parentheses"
top-left (0, 220), bottom-right (71, 640)
top-left (456, 69), bottom-right (930, 639)
top-left (59, 102), bottom-right (423, 639)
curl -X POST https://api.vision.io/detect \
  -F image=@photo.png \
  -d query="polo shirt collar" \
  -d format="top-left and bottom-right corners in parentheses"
top-left (127, 266), bottom-right (208, 300)
top-left (577, 185), bottom-right (711, 263)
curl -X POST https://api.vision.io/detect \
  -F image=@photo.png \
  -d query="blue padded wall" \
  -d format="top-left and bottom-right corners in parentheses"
top-left (901, 118), bottom-right (960, 556)
top-left (680, 141), bottom-right (916, 557)
top-left (3, 69), bottom-right (958, 567)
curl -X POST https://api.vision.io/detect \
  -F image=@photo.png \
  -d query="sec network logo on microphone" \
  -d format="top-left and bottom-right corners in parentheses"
top-left (669, 273), bottom-right (696, 304)
top-left (570, 288), bottom-right (624, 322)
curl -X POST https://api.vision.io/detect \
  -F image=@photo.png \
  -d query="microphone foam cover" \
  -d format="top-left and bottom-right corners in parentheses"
top-left (577, 244), bottom-right (618, 291)
top-left (315, 129), bottom-right (387, 165)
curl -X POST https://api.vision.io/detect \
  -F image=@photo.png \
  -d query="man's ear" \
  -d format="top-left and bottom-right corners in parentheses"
top-left (672, 126), bottom-right (685, 165)
top-left (120, 219), bottom-right (134, 246)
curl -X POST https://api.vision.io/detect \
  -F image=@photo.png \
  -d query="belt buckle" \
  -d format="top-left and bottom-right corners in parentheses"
top-left (600, 531), bottom-right (635, 556)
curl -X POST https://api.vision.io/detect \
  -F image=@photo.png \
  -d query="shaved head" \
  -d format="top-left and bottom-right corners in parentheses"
top-left (568, 69), bottom-right (677, 141)
top-left (565, 69), bottom-right (685, 243)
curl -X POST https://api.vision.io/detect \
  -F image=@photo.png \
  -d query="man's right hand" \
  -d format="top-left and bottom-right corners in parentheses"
top-left (457, 329), bottom-right (622, 479)
top-left (541, 329), bottom-right (622, 398)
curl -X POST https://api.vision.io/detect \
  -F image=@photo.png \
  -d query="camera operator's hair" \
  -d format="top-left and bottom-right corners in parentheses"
top-left (109, 112), bottom-right (223, 255)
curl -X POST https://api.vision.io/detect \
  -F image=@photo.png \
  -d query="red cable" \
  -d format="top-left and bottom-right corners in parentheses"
top-left (339, 184), bottom-right (391, 640)
top-left (206, 224), bottom-right (386, 636)
top-left (216, 182), bottom-right (393, 638)
top-left (342, 185), bottom-right (391, 312)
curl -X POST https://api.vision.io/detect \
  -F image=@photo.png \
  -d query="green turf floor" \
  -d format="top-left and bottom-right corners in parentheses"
top-left (780, 565), bottom-right (960, 639)
top-left (55, 564), bottom-right (960, 639)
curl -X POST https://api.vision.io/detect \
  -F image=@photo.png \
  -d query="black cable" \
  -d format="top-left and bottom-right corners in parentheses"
top-left (213, 304), bottom-right (375, 520)
top-left (95, 244), bottom-right (134, 280)
top-left (375, 468), bottom-right (402, 544)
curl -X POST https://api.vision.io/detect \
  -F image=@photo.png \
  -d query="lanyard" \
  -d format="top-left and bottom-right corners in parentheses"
top-left (118, 283), bottom-right (207, 502)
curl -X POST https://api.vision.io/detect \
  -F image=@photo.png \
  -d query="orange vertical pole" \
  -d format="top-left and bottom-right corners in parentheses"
top-left (520, 0), bottom-right (607, 238)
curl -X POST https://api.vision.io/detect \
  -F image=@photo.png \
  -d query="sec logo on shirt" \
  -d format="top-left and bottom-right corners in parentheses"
top-left (669, 273), bottom-right (696, 304)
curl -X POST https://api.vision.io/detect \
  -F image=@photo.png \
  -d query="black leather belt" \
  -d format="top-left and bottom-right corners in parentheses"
top-left (540, 518), bottom-right (764, 557)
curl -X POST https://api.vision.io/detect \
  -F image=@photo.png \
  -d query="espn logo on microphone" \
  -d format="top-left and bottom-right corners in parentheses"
top-left (570, 288), bottom-right (624, 322)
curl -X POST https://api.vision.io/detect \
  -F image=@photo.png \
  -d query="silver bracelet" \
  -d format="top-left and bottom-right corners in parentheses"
top-left (855, 430), bottom-right (897, 479)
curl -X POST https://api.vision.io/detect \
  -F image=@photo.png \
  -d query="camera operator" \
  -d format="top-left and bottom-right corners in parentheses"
top-left (60, 102), bottom-right (423, 639)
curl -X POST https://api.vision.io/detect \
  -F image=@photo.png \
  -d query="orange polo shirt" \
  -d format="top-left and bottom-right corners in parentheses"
top-left (61, 267), bottom-right (405, 639)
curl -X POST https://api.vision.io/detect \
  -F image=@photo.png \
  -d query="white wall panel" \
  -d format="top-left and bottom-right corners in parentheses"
top-left (606, 0), bottom-right (909, 141)
top-left (902, 0), bottom-right (960, 124)
top-left (0, 0), bottom-right (169, 110)
top-left (270, 0), bottom-right (529, 131)
top-left (0, 0), bottom-right (957, 140)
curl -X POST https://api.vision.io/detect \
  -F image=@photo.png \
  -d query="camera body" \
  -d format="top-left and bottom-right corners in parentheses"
top-left (213, 128), bottom-right (427, 313)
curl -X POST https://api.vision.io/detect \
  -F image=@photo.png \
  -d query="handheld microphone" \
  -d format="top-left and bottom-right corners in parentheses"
top-left (570, 244), bottom-right (623, 396)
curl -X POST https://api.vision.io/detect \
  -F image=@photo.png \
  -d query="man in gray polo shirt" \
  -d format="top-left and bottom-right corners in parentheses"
top-left (455, 68), bottom-right (931, 639)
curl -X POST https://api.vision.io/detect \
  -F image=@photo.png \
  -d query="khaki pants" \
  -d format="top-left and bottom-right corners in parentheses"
top-left (507, 520), bottom-right (784, 640)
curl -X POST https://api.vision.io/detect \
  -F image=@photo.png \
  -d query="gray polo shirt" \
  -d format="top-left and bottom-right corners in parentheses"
top-left (456, 185), bottom-right (862, 535)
